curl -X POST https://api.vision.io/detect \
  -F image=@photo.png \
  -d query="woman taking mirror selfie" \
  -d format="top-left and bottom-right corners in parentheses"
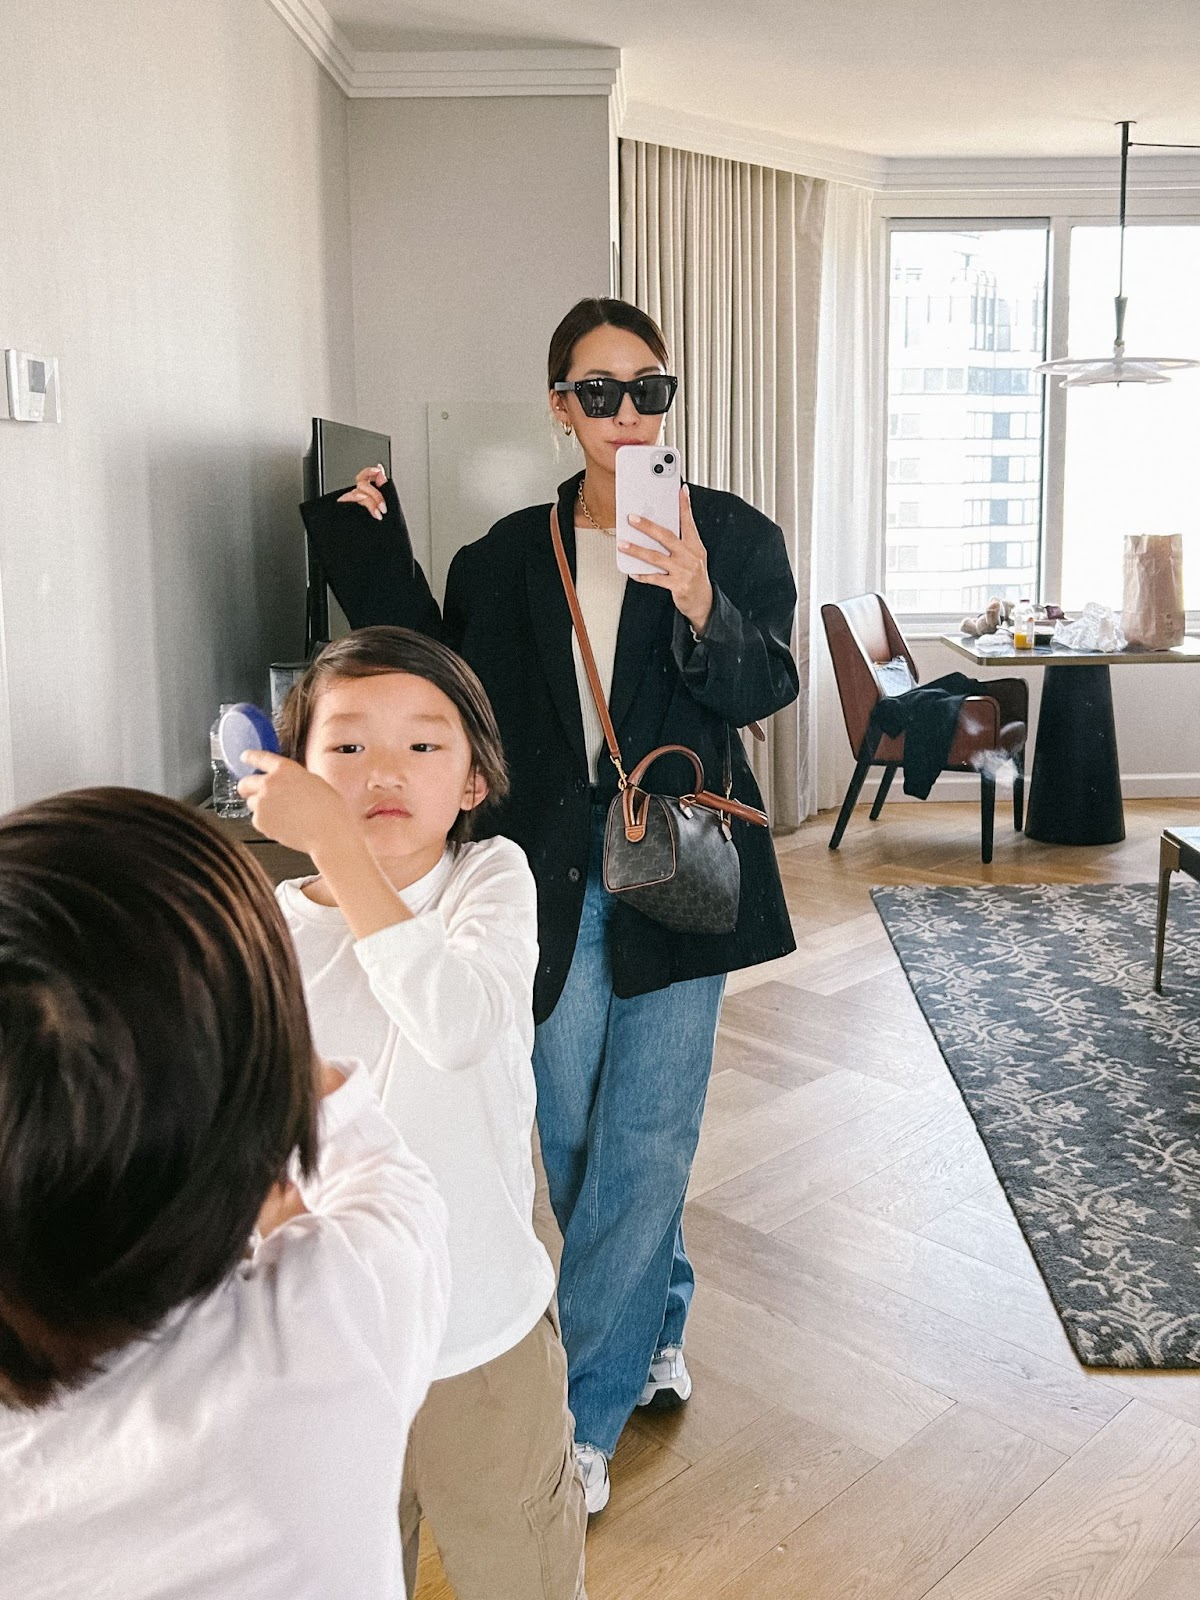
top-left (303, 297), bottom-right (798, 1517)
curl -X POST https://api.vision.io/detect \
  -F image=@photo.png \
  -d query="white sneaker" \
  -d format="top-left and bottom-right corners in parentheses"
top-left (637, 1344), bottom-right (693, 1410)
top-left (574, 1441), bottom-right (610, 1514)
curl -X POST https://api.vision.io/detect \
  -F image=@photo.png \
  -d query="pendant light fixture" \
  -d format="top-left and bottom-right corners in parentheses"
top-left (1036, 121), bottom-right (1200, 387)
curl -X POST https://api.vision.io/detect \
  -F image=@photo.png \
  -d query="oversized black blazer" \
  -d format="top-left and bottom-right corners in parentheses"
top-left (301, 470), bottom-right (799, 1023)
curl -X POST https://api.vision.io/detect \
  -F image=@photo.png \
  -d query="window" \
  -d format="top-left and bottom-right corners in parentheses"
top-left (964, 497), bottom-right (1037, 527)
top-left (1061, 225), bottom-right (1200, 609)
top-left (889, 411), bottom-right (922, 439)
top-left (885, 227), bottom-right (1048, 615)
top-left (964, 540), bottom-right (1028, 570)
top-left (969, 366), bottom-right (1033, 395)
top-left (886, 544), bottom-right (919, 572)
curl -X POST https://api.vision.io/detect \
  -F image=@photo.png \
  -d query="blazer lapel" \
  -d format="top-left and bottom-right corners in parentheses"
top-left (608, 571), bottom-right (673, 738)
top-left (525, 473), bottom-right (589, 776)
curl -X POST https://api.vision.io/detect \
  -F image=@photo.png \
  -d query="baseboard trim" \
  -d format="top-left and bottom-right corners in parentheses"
top-left (858, 771), bottom-right (1200, 803)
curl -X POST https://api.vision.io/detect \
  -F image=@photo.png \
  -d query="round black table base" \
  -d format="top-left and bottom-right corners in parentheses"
top-left (1024, 664), bottom-right (1125, 846)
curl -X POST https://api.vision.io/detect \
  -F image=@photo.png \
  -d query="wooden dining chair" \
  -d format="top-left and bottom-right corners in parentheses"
top-left (821, 593), bottom-right (1028, 864)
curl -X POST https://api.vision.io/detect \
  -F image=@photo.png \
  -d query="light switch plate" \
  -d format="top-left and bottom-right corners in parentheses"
top-left (4, 349), bottom-right (60, 422)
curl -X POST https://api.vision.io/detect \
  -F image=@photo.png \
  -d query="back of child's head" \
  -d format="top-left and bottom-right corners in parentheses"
top-left (0, 787), bottom-right (318, 1410)
top-left (279, 626), bottom-right (509, 843)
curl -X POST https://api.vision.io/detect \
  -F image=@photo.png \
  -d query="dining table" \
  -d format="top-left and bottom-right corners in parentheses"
top-left (938, 633), bottom-right (1200, 846)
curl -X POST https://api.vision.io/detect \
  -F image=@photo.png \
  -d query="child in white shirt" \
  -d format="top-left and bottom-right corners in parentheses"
top-left (242, 625), bottom-right (586, 1600)
top-left (0, 787), bottom-right (450, 1600)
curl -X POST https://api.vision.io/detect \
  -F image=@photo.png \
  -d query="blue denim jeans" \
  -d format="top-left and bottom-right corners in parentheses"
top-left (532, 807), bottom-right (725, 1457)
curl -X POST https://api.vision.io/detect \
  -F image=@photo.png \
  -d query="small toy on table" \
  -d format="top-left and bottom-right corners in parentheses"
top-left (960, 599), bottom-right (1014, 638)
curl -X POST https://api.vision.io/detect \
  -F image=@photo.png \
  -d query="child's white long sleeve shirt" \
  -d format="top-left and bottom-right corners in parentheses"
top-left (277, 835), bottom-right (556, 1380)
top-left (0, 1063), bottom-right (450, 1600)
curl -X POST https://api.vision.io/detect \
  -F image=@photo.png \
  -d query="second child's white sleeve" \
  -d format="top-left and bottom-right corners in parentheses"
top-left (352, 843), bottom-right (538, 1074)
top-left (252, 1063), bottom-right (451, 1415)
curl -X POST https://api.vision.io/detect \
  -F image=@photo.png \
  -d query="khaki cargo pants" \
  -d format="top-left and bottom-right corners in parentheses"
top-left (399, 1302), bottom-right (587, 1600)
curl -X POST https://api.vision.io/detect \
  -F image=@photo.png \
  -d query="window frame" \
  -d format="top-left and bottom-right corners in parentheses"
top-left (875, 197), bottom-right (1200, 633)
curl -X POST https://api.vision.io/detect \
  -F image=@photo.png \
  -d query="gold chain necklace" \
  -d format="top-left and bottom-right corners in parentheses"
top-left (577, 481), bottom-right (613, 535)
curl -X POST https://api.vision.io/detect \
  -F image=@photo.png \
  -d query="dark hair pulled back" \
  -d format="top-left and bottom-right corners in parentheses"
top-left (547, 297), bottom-right (670, 388)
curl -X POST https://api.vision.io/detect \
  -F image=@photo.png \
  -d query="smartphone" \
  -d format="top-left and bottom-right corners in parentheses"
top-left (615, 445), bottom-right (682, 577)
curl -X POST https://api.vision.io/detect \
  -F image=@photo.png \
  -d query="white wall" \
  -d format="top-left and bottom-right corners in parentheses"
top-left (0, 0), bottom-right (355, 804)
top-left (347, 95), bottom-right (615, 571)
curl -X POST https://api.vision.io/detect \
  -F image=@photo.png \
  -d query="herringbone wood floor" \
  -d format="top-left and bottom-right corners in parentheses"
top-left (418, 797), bottom-right (1200, 1600)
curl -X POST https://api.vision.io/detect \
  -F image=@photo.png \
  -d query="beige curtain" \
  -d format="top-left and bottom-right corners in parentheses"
top-left (619, 140), bottom-right (826, 828)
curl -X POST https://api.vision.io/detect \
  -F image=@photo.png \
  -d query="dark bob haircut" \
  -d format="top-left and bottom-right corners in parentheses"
top-left (547, 297), bottom-right (670, 389)
top-left (0, 788), bottom-right (318, 1409)
top-left (278, 626), bottom-right (509, 846)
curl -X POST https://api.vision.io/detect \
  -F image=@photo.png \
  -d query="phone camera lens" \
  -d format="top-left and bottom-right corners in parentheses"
top-left (653, 463), bottom-right (664, 474)
top-left (664, 453), bottom-right (675, 465)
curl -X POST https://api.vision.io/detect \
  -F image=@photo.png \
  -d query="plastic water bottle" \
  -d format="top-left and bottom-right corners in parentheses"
top-left (210, 705), bottom-right (250, 818)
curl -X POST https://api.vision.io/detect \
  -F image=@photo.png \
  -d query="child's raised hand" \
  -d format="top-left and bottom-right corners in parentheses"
top-left (238, 751), bottom-right (349, 858)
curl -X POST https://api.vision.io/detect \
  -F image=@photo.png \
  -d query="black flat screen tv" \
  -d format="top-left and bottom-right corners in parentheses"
top-left (303, 417), bottom-right (392, 652)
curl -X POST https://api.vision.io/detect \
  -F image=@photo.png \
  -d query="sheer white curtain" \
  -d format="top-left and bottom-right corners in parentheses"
top-left (811, 183), bottom-right (884, 811)
top-left (619, 140), bottom-right (826, 829)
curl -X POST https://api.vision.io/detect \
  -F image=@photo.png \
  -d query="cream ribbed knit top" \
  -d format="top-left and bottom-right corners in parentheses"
top-left (571, 523), bottom-right (629, 783)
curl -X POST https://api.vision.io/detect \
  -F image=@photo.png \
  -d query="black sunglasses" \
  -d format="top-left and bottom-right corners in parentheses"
top-left (554, 374), bottom-right (678, 419)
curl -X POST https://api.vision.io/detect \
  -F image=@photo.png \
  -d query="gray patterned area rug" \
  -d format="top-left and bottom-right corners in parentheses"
top-left (871, 881), bottom-right (1200, 1369)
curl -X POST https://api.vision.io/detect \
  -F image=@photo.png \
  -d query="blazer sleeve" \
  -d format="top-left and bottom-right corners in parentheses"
top-left (299, 478), bottom-right (446, 640)
top-left (671, 515), bottom-right (800, 726)
top-left (439, 541), bottom-right (476, 656)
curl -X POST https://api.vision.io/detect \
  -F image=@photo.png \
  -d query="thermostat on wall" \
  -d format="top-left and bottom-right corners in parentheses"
top-left (4, 349), bottom-right (60, 422)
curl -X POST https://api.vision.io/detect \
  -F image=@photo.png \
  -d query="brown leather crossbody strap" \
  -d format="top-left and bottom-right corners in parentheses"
top-left (550, 506), bottom-right (628, 784)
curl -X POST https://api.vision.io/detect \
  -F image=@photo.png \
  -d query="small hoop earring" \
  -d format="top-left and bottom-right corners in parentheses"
top-left (562, 423), bottom-right (573, 438)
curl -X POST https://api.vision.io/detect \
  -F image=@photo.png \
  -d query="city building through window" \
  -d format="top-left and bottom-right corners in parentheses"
top-left (884, 227), bottom-right (1048, 616)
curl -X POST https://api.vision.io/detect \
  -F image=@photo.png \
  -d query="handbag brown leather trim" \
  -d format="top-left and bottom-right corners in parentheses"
top-left (601, 795), bottom-right (677, 891)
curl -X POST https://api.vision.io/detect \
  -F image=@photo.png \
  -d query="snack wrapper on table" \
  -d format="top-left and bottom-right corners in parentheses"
top-left (1052, 603), bottom-right (1127, 653)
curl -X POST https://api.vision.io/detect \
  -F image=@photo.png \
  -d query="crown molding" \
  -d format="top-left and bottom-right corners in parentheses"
top-left (350, 47), bottom-right (621, 99)
top-left (619, 100), bottom-right (885, 188)
top-left (619, 101), bottom-right (1200, 196)
top-left (881, 152), bottom-right (1200, 197)
top-left (267, 1), bottom-right (1200, 197)
top-left (269, 0), bottom-right (620, 98)
top-left (268, 0), bottom-right (356, 94)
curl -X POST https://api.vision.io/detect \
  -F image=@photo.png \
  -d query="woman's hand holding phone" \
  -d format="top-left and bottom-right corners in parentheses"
top-left (337, 464), bottom-right (388, 521)
top-left (622, 484), bottom-right (714, 637)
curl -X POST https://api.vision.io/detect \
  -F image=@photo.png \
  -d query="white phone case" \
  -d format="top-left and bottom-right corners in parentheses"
top-left (615, 445), bottom-right (682, 577)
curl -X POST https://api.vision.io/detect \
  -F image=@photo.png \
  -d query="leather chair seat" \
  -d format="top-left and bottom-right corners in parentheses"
top-left (821, 593), bottom-right (1029, 863)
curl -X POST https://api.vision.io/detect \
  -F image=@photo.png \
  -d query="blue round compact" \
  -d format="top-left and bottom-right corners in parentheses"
top-left (217, 703), bottom-right (279, 780)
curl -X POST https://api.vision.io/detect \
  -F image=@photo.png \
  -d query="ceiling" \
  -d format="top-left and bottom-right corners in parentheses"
top-left (323, 0), bottom-right (1200, 159)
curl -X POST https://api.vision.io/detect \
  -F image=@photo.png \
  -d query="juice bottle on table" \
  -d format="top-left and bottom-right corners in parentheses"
top-left (1012, 599), bottom-right (1035, 650)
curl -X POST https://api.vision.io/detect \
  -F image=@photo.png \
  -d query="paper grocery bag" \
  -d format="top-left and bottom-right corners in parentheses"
top-left (1122, 533), bottom-right (1185, 650)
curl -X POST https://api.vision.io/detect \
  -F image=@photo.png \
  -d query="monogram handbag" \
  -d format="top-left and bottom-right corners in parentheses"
top-left (550, 508), bottom-right (769, 934)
